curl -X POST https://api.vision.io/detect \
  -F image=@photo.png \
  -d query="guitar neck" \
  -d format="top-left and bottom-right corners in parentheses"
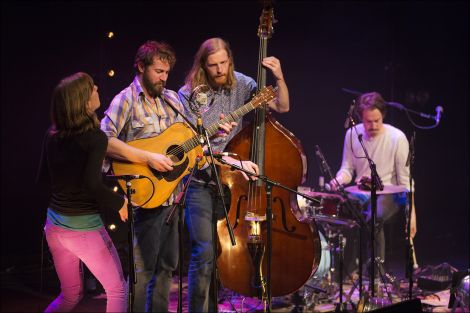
top-left (180, 93), bottom-right (268, 153)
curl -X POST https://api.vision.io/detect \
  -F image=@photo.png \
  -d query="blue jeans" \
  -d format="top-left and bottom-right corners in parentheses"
top-left (133, 206), bottom-right (178, 313)
top-left (184, 181), bottom-right (220, 313)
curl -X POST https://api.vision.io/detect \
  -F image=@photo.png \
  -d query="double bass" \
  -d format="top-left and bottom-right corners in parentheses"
top-left (217, 3), bottom-right (321, 298)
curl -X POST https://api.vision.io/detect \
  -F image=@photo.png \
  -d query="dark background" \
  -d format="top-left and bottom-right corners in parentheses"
top-left (1, 1), bottom-right (468, 272)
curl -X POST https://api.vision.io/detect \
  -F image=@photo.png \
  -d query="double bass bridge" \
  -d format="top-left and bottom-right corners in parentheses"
top-left (245, 212), bottom-right (267, 298)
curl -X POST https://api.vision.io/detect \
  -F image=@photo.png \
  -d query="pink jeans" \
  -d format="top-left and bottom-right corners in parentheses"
top-left (44, 220), bottom-right (127, 312)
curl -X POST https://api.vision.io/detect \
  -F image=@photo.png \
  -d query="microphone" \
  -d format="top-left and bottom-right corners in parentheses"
top-left (189, 84), bottom-right (209, 103)
top-left (314, 145), bottom-right (330, 175)
top-left (344, 101), bottom-right (355, 129)
top-left (435, 106), bottom-right (443, 123)
top-left (188, 84), bottom-right (213, 115)
top-left (203, 151), bottom-right (238, 158)
top-left (106, 174), bottom-right (146, 180)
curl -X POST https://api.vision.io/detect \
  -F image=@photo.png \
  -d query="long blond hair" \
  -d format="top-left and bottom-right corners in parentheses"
top-left (184, 38), bottom-right (236, 91)
top-left (50, 72), bottom-right (99, 137)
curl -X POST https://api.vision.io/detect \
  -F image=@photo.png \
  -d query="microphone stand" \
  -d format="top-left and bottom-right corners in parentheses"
top-left (198, 117), bottom-right (237, 313)
top-left (215, 158), bottom-right (321, 312)
top-left (405, 131), bottom-right (416, 300)
top-left (347, 115), bottom-right (384, 298)
top-left (113, 178), bottom-right (138, 313)
top-left (164, 156), bottom-right (201, 313)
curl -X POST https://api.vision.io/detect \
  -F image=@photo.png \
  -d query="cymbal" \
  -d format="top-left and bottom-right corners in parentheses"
top-left (313, 214), bottom-right (358, 228)
top-left (300, 190), bottom-right (346, 202)
top-left (345, 185), bottom-right (408, 195)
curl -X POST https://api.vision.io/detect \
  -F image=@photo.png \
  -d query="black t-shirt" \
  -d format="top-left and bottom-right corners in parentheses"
top-left (37, 128), bottom-right (124, 216)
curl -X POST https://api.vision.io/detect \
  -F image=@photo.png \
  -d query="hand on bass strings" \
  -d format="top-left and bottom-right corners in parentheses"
top-left (262, 56), bottom-right (284, 81)
top-left (224, 156), bottom-right (259, 181)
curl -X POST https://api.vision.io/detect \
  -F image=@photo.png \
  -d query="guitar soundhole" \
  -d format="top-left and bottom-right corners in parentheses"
top-left (152, 145), bottom-right (188, 182)
top-left (167, 144), bottom-right (184, 164)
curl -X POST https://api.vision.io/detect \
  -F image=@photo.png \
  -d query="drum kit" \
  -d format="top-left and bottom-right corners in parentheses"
top-left (296, 186), bottom-right (355, 307)
top-left (296, 183), bottom-right (409, 310)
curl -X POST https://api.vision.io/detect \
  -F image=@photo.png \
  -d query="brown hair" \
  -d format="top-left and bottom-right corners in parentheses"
top-left (184, 37), bottom-right (236, 91)
top-left (356, 91), bottom-right (387, 120)
top-left (50, 72), bottom-right (99, 137)
top-left (133, 40), bottom-right (176, 72)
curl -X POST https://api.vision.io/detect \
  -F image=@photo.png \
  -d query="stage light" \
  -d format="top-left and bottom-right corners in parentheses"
top-left (108, 224), bottom-right (117, 231)
top-left (113, 186), bottom-right (119, 192)
top-left (107, 69), bottom-right (115, 77)
top-left (107, 31), bottom-right (114, 39)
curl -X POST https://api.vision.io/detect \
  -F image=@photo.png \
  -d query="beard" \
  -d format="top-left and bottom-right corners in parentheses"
top-left (209, 74), bottom-right (229, 89)
top-left (142, 72), bottom-right (165, 97)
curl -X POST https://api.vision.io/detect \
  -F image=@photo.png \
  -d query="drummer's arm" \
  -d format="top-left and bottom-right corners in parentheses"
top-left (330, 170), bottom-right (352, 191)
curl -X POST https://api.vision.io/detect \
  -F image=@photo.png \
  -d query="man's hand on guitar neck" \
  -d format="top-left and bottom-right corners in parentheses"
top-left (214, 113), bottom-right (237, 140)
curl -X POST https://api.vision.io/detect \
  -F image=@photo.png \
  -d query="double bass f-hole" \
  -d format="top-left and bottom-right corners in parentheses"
top-left (273, 196), bottom-right (296, 233)
top-left (233, 194), bottom-right (248, 230)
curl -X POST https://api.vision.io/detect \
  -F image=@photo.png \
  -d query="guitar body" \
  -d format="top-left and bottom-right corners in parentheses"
top-left (112, 122), bottom-right (204, 208)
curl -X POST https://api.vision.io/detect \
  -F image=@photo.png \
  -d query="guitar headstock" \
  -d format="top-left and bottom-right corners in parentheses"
top-left (252, 85), bottom-right (276, 107)
top-left (257, 1), bottom-right (276, 39)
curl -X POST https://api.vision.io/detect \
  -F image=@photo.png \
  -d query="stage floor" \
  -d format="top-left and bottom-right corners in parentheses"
top-left (1, 261), bottom-right (467, 313)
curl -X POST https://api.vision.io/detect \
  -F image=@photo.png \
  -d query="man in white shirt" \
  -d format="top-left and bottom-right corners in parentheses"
top-left (330, 92), bottom-right (416, 273)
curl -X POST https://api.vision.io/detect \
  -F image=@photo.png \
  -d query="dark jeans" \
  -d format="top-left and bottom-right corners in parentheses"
top-left (133, 206), bottom-right (178, 313)
top-left (184, 181), bottom-right (226, 313)
top-left (349, 192), bottom-right (407, 276)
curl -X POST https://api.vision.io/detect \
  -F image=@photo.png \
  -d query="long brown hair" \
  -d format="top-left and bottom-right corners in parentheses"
top-left (184, 37), bottom-right (236, 91)
top-left (50, 72), bottom-right (99, 137)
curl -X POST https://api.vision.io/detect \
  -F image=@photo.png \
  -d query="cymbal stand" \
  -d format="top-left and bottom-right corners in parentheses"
top-left (315, 145), bottom-right (369, 299)
top-left (405, 131), bottom-right (416, 300)
top-left (332, 233), bottom-right (347, 312)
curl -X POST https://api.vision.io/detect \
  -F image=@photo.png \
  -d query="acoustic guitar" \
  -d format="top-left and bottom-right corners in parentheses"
top-left (111, 86), bottom-right (275, 208)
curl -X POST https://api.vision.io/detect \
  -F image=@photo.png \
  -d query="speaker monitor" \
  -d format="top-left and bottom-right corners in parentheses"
top-left (369, 298), bottom-right (423, 312)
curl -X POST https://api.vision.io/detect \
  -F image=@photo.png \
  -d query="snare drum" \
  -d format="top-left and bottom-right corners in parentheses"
top-left (317, 194), bottom-right (343, 217)
top-left (297, 186), bottom-right (345, 219)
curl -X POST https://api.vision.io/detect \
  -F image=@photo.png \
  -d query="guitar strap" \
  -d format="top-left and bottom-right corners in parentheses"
top-left (161, 94), bottom-right (198, 132)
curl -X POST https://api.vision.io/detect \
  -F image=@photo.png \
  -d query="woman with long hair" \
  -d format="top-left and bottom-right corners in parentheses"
top-left (38, 72), bottom-right (128, 312)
